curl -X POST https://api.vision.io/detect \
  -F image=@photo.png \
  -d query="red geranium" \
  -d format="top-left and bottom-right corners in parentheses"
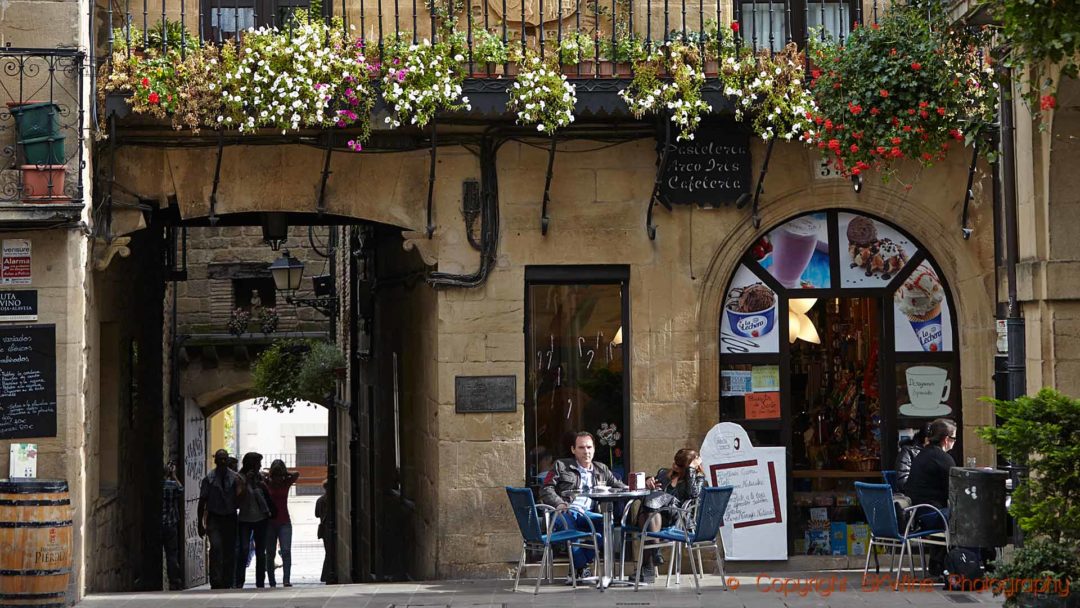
top-left (141, 77), bottom-right (150, 88)
top-left (911, 61), bottom-right (922, 70)
top-left (1040, 95), bottom-right (1056, 111)
top-left (731, 21), bottom-right (740, 32)
top-left (879, 89), bottom-right (890, 98)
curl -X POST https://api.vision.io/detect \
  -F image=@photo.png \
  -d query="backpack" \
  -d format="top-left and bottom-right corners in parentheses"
top-left (943, 547), bottom-right (984, 589)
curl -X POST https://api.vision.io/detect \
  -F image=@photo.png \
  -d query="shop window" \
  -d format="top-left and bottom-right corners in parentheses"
top-left (525, 266), bottom-right (629, 486)
top-left (296, 436), bottom-right (327, 496)
top-left (719, 210), bottom-right (961, 556)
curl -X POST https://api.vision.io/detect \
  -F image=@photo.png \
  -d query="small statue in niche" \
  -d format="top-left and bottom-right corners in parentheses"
top-left (250, 289), bottom-right (262, 310)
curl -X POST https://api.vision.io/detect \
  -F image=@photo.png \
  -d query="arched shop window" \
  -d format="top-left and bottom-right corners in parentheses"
top-left (719, 210), bottom-right (961, 555)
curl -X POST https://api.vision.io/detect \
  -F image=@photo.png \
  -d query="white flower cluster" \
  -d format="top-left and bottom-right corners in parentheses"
top-left (619, 50), bottom-right (712, 142)
top-left (219, 17), bottom-right (371, 134)
top-left (721, 52), bottom-right (816, 142)
top-left (507, 56), bottom-right (577, 133)
top-left (381, 40), bottom-right (470, 129)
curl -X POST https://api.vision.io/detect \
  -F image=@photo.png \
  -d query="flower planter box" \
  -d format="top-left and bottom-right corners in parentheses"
top-left (598, 61), bottom-right (615, 77)
top-left (704, 59), bottom-right (719, 77)
top-left (614, 62), bottom-right (633, 77)
top-left (19, 165), bottom-right (66, 200)
top-left (20, 135), bottom-right (66, 165)
top-left (7, 102), bottom-right (61, 139)
top-left (562, 61), bottom-right (596, 77)
top-left (469, 62), bottom-right (502, 77)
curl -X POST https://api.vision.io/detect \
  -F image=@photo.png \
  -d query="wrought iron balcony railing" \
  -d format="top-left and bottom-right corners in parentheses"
top-left (98, 0), bottom-right (889, 72)
top-left (0, 49), bottom-right (85, 205)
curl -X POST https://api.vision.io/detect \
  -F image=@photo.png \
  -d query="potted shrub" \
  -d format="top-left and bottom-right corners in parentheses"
top-left (558, 31), bottom-right (596, 76)
top-left (252, 339), bottom-right (346, 412)
top-left (978, 388), bottom-right (1080, 607)
top-left (226, 308), bottom-right (251, 336)
top-left (471, 29), bottom-right (508, 76)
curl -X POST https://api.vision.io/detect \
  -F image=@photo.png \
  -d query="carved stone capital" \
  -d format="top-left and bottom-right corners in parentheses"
top-left (92, 236), bottom-right (132, 271)
top-left (401, 230), bottom-right (438, 266)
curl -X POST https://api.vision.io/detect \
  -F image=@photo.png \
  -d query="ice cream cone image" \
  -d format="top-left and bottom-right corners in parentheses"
top-left (896, 263), bottom-right (945, 352)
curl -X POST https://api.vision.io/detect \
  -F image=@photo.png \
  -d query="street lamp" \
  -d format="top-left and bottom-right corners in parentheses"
top-left (269, 250), bottom-right (337, 317)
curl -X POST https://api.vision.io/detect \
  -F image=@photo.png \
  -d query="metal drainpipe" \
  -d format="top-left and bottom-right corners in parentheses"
top-left (326, 226), bottom-right (340, 582)
top-left (1000, 69), bottom-right (1026, 401)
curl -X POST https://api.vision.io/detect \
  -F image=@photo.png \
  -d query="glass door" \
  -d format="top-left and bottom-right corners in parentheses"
top-left (525, 266), bottom-right (629, 488)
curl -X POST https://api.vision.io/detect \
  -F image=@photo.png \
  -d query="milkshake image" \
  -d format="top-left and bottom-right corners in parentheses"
top-left (769, 216), bottom-right (821, 288)
top-left (895, 263), bottom-right (945, 352)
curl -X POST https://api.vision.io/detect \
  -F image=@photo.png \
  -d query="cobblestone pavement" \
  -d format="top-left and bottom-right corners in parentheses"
top-left (78, 571), bottom-right (1007, 607)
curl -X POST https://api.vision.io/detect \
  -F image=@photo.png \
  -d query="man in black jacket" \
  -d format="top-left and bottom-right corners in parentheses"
top-left (541, 431), bottom-right (626, 580)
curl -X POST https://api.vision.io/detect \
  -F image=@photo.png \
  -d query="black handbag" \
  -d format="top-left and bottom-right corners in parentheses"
top-left (643, 490), bottom-right (679, 511)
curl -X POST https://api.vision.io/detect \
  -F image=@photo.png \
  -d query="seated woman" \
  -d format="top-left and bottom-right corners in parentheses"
top-left (634, 448), bottom-right (706, 582)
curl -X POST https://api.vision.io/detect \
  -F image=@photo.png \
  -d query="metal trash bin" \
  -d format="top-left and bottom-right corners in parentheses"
top-left (949, 467), bottom-right (1009, 548)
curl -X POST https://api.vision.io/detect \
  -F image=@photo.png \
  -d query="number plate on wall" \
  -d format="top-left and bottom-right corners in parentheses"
top-left (455, 375), bottom-right (517, 413)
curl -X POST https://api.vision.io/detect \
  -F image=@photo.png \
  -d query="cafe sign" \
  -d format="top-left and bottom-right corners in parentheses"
top-left (659, 127), bottom-right (752, 207)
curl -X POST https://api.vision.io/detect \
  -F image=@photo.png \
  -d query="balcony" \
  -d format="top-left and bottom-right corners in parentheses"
top-left (0, 49), bottom-right (86, 227)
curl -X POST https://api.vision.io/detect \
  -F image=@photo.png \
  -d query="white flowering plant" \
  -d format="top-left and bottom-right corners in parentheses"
top-left (720, 43), bottom-right (815, 142)
top-left (620, 42), bottom-right (711, 141)
top-left (216, 10), bottom-right (374, 139)
top-left (381, 38), bottom-right (470, 128)
top-left (472, 29), bottom-right (508, 65)
top-left (507, 54), bottom-right (577, 133)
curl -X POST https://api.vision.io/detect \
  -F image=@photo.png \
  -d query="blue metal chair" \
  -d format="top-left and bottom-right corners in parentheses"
top-left (854, 481), bottom-right (950, 589)
top-left (505, 486), bottom-right (600, 593)
top-left (882, 470), bottom-right (900, 493)
top-left (634, 486), bottom-right (734, 594)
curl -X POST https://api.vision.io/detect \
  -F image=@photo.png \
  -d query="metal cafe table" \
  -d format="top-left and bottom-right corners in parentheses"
top-left (580, 488), bottom-right (650, 590)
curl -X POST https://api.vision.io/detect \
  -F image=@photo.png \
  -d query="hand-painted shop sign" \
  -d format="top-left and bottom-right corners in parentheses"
top-left (659, 129), bottom-right (752, 207)
top-left (0, 324), bottom-right (57, 439)
top-left (455, 375), bottom-right (517, 413)
top-left (0, 291), bottom-right (38, 322)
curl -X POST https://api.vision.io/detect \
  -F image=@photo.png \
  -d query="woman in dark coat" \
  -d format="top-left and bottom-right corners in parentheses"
top-left (635, 448), bottom-right (706, 581)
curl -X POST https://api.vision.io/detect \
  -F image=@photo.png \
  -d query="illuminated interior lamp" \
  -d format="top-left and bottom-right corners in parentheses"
top-left (612, 327), bottom-right (623, 346)
top-left (788, 299), bottom-right (822, 344)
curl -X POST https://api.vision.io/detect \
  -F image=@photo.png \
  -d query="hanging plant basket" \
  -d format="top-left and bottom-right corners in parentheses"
top-left (252, 339), bottom-right (346, 412)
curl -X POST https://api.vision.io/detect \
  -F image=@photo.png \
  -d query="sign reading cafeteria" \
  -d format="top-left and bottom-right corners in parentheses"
top-left (719, 210), bottom-right (961, 555)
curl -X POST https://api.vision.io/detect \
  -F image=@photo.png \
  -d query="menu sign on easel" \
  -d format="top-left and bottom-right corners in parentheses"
top-left (658, 128), bottom-right (751, 207)
top-left (0, 324), bottom-right (57, 439)
top-left (700, 422), bottom-right (788, 560)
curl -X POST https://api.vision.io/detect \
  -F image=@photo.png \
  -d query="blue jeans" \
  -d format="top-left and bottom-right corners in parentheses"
top-left (553, 509), bottom-right (604, 570)
top-left (266, 522), bottom-right (293, 586)
top-left (915, 506), bottom-right (951, 531)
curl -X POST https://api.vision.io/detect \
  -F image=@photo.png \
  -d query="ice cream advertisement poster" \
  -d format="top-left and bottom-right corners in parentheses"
top-left (722, 264), bottom-right (779, 354)
top-left (893, 260), bottom-right (953, 352)
top-left (838, 213), bottom-right (917, 288)
top-left (758, 213), bottom-right (831, 290)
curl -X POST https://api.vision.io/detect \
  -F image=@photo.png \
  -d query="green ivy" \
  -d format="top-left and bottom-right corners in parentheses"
top-left (989, 0), bottom-right (1080, 113)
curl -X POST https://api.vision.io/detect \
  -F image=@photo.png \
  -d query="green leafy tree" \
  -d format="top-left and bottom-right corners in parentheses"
top-left (978, 388), bottom-right (1080, 547)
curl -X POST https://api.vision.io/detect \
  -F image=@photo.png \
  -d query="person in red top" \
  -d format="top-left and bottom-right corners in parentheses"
top-left (265, 459), bottom-right (300, 587)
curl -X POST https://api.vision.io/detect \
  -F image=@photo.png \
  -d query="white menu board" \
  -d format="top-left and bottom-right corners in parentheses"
top-left (700, 422), bottom-right (788, 560)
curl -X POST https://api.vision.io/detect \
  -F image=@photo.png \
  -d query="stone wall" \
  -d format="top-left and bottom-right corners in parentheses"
top-left (1016, 74), bottom-right (1080, 397)
top-left (176, 225), bottom-right (331, 336)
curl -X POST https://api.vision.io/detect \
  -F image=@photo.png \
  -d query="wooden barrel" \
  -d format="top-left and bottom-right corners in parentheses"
top-left (0, 480), bottom-right (72, 608)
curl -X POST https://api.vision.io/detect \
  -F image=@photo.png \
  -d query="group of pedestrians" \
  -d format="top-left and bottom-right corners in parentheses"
top-left (197, 449), bottom-right (300, 589)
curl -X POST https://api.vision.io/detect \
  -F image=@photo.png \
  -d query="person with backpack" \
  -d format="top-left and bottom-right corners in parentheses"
top-left (235, 452), bottom-right (273, 588)
top-left (265, 459), bottom-right (300, 588)
top-left (197, 449), bottom-right (243, 589)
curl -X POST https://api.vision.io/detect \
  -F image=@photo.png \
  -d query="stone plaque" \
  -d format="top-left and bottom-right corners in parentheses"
top-left (455, 375), bottom-right (516, 413)
top-left (659, 128), bottom-right (752, 207)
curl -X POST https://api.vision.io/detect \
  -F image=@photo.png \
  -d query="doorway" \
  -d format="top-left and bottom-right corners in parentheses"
top-left (718, 210), bottom-right (963, 555)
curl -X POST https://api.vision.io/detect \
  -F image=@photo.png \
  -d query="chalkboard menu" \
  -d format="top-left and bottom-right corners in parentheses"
top-left (659, 128), bottom-right (752, 207)
top-left (0, 324), bottom-right (57, 439)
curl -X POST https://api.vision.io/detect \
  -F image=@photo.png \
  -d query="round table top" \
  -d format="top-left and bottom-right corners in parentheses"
top-left (579, 488), bottom-right (650, 500)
